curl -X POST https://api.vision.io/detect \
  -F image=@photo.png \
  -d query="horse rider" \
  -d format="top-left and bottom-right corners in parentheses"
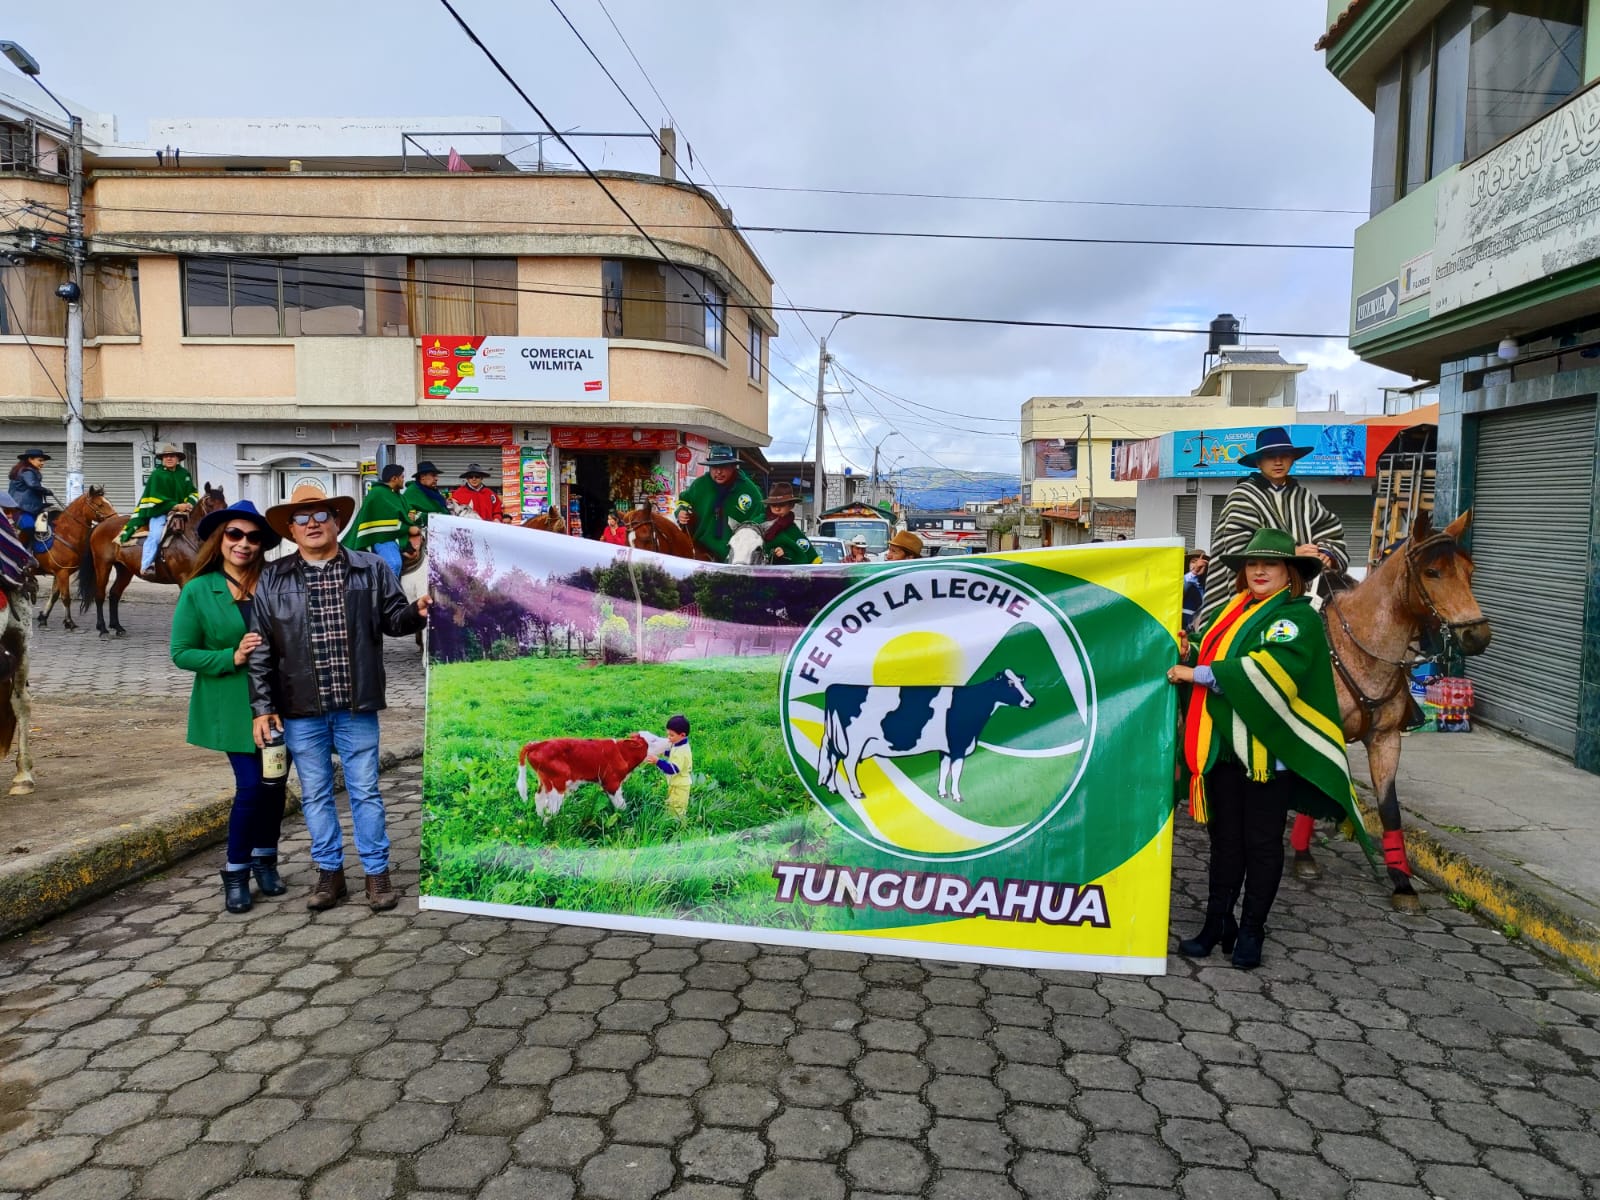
top-left (450, 464), bottom-right (503, 522)
top-left (342, 465), bottom-right (416, 580)
top-left (403, 461), bottom-right (451, 530)
top-left (7, 449), bottom-right (60, 554)
top-left (1199, 425), bottom-right (1347, 629)
top-left (761, 483), bottom-right (820, 565)
top-left (884, 529), bottom-right (924, 562)
top-left (120, 443), bottom-right (200, 577)
top-left (674, 444), bottom-right (765, 563)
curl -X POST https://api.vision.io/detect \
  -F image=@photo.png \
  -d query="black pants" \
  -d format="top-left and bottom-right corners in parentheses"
top-left (1204, 759), bottom-right (1294, 931)
top-left (224, 751), bottom-right (288, 869)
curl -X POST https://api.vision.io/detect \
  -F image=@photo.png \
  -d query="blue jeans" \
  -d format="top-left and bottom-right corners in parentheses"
top-left (283, 711), bottom-right (388, 874)
top-left (373, 540), bottom-right (403, 579)
top-left (141, 514), bottom-right (167, 571)
top-left (224, 750), bottom-right (288, 870)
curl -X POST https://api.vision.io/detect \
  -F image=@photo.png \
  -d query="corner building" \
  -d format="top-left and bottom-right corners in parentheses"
top-left (1322, 0), bottom-right (1600, 772)
top-left (0, 103), bottom-right (776, 539)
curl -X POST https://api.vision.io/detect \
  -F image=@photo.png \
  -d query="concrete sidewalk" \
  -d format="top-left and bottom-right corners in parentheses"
top-left (1349, 726), bottom-right (1600, 980)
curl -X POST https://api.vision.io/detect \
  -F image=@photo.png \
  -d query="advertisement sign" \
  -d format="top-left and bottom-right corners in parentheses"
top-left (1115, 437), bottom-right (1162, 482)
top-left (1433, 87), bottom-right (1600, 316)
top-left (1030, 438), bottom-right (1078, 479)
top-left (1398, 251), bottom-right (1432, 303)
top-left (420, 521), bottom-right (1180, 973)
top-left (519, 448), bottom-right (551, 518)
top-left (422, 336), bottom-right (610, 403)
top-left (552, 427), bottom-right (678, 452)
top-left (1170, 424), bottom-right (1368, 478)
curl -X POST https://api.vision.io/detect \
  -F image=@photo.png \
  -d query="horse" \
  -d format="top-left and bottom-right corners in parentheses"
top-left (626, 508), bottom-right (713, 561)
top-left (522, 510), bottom-right (568, 534)
top-left (18, 487), bottom-right (120, 632)
top-left (78, 484), bottom-right (228, 638)
top-left (0, 578), bottom-right (36, 794)
top-left (1292, 510), bottom-right (1491, 910)
top-left (728, 524), bottom-right (766, 566)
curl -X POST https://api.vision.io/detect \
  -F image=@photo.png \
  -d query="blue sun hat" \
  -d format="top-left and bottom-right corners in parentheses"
top-left (196, 499), bottom-right (282, 550)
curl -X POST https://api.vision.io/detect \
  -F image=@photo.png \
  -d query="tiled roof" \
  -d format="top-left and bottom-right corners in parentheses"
top-left (1315, 0), bottom-right (1373, 51)
top-left (1219, 349), bottom-right (1291, 367)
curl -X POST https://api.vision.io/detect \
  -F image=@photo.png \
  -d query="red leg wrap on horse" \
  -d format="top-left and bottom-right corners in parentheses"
top-left (1290, 814), bottom-right (1314, 853)
top-left (1382, 829), bottom-right (1411, 875)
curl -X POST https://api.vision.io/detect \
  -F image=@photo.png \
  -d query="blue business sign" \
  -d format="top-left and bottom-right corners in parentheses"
top-left (1170, 424), bottom-right (1369, 478)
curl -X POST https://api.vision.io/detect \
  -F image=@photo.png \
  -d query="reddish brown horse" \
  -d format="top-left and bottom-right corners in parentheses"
top-left (2, 487), bottom-right (119, 632)
top-left (522, 510), bottom-right (569, 534)
top-left (625, 507), bottom-right (713, 561)
top-left (1294, 510), bottom-right (1491, 910)
top-left (79, 484), bottom-right (227, 637)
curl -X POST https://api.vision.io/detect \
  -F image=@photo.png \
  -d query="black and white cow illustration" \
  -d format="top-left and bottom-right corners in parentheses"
top-left (818, 669), bottom-right (1034, 803)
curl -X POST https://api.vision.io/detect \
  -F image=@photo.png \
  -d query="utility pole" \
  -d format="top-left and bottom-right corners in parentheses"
top-left (1083, 415), bottom-right (1096, 541)
top-left (812, 336), bottom-right (830, 527)
top-left (2, 42), bottom-right (86, 501)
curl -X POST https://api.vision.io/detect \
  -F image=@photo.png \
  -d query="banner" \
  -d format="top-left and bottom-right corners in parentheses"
top-left (422, 336), bottom-right (610, 402)
top-left (419, 518), bottom-right (1180, 973)
top-left (1171, 423), bottom-right (1367, 478)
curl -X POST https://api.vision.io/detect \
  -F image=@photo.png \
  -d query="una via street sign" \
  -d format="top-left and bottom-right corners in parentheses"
top-left (1354, 279), bottom-right (1400, 333)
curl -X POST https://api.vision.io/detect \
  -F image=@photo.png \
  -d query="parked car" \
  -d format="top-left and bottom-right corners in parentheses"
top-left (933, 544), bottom-right (980, 556)
top-left (811, 536), bottom-right (845, 563)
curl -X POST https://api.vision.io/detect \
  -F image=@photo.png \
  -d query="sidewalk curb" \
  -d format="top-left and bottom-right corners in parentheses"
top-left (1353, 786), bottom-right (1600, 983)
top-left (0, 738), bottom-right (424, 941)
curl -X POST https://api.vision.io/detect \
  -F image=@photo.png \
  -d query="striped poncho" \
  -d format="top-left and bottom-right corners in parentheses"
top-left (1182, 587), bottom-right (1368, 854)
top-left (1200, 474), bottom-right (1347, 628)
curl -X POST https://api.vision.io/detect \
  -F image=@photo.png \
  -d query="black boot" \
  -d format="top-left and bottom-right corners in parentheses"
top-left (251, 855), bottom-right (286, 897)
top-left (1178, 913), bottom-right (1237, 958)
top-left (220, 867), bottom-right (253, 914)
top-left (1231, 924), bottom-right (1264, 970)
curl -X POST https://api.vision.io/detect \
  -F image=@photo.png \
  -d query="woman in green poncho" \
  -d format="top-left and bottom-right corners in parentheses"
top-left (1167, 527), bottom-right (1361, 970)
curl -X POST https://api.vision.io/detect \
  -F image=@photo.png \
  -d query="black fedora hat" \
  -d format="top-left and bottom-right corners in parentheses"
top-left (459, 463), bottom-right (490, 479)
top-left (1238, 426), bottom-right (1312, 469)
top-left (414, 461), bottom-right (442, 477)
top-left (16, 448), bottom-right (51, 461)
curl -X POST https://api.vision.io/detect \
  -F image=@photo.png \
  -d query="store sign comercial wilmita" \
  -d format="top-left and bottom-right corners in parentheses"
top-left (1432, 86), bottom-right (1600, 315)
top-left (422, 336), bottom-right (611, 402)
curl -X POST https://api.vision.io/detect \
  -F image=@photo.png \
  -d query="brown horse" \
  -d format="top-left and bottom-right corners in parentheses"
top-left (625, 507), bottom-right (713, 561)
top-left (79, 484), bottom-right (227, 638)
top-left (522, 510), bottom-right (569, 534)
top-left (1293, 510), bottom-right (1491, 910)
top-left (17, 487), bottom-right (120, 632)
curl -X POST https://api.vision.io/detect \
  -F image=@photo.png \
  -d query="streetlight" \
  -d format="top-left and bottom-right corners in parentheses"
top-left (812, 313), bottom-right (855, 526)
top-left (2, 40), bottom-right (85, 501)
top-left (869, 430), bottom-right (900, 499)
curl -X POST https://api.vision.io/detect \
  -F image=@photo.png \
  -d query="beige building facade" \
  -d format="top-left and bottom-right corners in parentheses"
top-left (1, 103), bottom-right (776, 535)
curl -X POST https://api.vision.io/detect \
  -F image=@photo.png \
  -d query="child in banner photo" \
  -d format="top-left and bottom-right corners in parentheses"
top-left (650, 714), bottom-right (693, 818)
top-left (1166, 527), bottom-right (1364, 972)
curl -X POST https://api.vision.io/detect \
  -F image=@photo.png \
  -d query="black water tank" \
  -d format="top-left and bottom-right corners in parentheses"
top-left (1208, 313), bottom-right (1240, 356)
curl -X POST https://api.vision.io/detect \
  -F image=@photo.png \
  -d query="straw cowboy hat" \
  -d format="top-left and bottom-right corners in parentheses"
top-left (887, 529), bottom-right (924, 557)
top-left (1217, 527), bottom-right (1323, 579)
top-left (153, 442), bottom-right (187, 459)
top-left (1237, 426), bottom-right (1312, 469)
top-left (264, 482), bottom-right (355, 539)
top-left (764, 482), bottom-right (801, 507)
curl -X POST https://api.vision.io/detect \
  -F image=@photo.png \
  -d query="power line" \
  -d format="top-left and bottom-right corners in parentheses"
top-left (714, 182), bottom-right (1367, 217)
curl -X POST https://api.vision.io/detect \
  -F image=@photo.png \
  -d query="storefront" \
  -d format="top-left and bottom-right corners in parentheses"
top-left (551, 427), bottom-right (680, 538)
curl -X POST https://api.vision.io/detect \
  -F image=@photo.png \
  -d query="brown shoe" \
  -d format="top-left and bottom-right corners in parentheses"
top-left (306, 867), bottom-right (347, 911)
top-left (365, 870), bottom-right (398, 912)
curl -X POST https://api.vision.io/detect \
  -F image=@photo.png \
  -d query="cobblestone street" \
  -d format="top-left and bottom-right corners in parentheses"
top-left (1, 757), bottom-right (1596, 1199)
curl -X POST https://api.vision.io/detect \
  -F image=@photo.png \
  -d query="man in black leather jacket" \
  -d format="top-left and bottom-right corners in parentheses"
top-left (248, 483), bottom-right (429, 913)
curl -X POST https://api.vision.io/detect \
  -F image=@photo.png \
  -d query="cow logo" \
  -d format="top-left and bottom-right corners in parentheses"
top-left (1265, 619), bottom-right (1298, 643)
top-left (737, 493), bottom-right (754, 513)
top-left (781, 563), bottom-right (1096, 862)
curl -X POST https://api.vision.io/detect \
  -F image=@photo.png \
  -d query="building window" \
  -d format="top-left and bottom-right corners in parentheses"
top-left (84, 259), bottom-right (141, 336)
top-left (1369, 0), bottom-right (1584, 215)
top-left (0, 258), bottom-right (139, 337)
top-left (182, 256), bottom-right (514, 337)
top-left (601, 259), bottom-right (729, 357)
top-left (747, 321), bottom-right (764, 381)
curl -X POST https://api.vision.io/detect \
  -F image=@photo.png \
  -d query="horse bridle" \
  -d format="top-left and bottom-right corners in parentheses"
top-left (1326, 529), bottom-right (1485, 738)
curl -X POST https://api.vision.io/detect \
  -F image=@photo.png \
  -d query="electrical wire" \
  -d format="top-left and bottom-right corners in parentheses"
top-left (712, 182), bottom-right (1368, 216)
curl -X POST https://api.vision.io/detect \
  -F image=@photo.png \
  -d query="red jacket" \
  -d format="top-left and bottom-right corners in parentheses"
top-left (601, 524), bottom-right (629, 546)
top-left (450, 484), bottom-right (503, 522)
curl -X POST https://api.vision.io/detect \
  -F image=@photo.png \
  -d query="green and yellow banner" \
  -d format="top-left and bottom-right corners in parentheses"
top-left (420, 517), bottom-right (1181, 973)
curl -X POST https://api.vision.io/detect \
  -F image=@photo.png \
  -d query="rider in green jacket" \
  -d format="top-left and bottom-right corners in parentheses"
top-left (761, 483), bottom-right (820, 565)
top-left (121, 443), bottom-right (199, 575)
top-left (342, 465), bottom-right (415, 578)
top-left (675, 445), bottom-right (764, 562)
top-left (402, 461), bottom-right (451, 529)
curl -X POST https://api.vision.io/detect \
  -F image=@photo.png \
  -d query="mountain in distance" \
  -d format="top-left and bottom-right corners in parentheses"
top-left (892, 466), bottom-right (1019, 512)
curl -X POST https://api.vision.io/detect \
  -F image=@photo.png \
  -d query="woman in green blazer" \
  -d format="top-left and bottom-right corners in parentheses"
top-left (170, 500), bottom-right (287, 913)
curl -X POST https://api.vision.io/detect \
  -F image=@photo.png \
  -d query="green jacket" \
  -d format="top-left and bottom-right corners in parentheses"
top-left (170, 571), bottom-right (256, 754)
top-left (342, 485), bottom-right (411, 551)
top-left (765, 521), bottom-right (820, 565)
top-left (122, 465), bottom-right (198, 538)
top-left (402, 481), bottom-right (450, 529)
top-left (677, 469), bottom-right (765, 562)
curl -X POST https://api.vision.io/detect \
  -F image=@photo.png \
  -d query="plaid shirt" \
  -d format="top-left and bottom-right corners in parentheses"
top-left (303, 553), bottom-right (352, 711)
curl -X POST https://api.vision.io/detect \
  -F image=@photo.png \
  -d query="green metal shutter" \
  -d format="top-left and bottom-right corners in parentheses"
top-left (1466, 398), bottom-right (1597, 756)
top-left (1174, 495), bottom-right (1197, 548)
top-left (28, 442), bottom-right (139, 512)
top-left (420, 445), bottom-right (504, 494)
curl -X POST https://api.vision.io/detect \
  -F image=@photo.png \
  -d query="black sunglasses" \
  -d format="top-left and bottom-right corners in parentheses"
top-left (291, 510), bottom-right (333, 527)
top-left (222, 527), bottom-right (265, 545)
